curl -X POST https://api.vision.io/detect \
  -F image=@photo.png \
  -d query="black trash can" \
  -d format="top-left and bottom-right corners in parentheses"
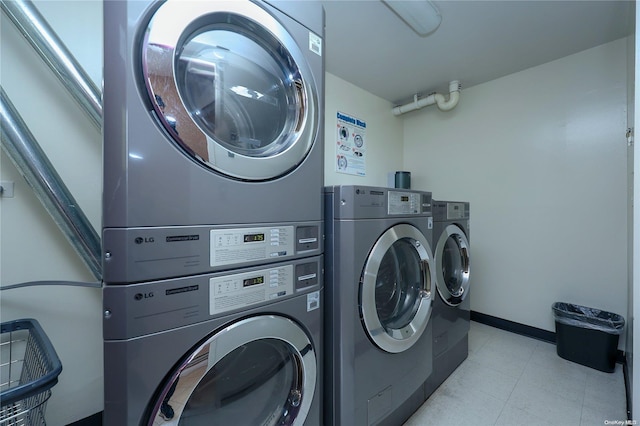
top-left (552, 302), bottom-right (624, 373)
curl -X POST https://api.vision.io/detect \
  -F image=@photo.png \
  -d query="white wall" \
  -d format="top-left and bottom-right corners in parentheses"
top-left (324, 73), bottom-right (403, 187)
top-left (0, 2), bottom-right (103, 424)
top-left (403, 38), bottom-right (629, 348)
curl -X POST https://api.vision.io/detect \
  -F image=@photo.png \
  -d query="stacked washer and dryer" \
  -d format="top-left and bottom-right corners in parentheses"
top-left (101, 1), bottom-right (325, 424)
top-left (324, 186), bottom-right (437, 426)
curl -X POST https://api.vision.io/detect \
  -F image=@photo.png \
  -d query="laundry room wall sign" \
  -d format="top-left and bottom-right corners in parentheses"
top-left (336, 111), bottom-right (367, 176)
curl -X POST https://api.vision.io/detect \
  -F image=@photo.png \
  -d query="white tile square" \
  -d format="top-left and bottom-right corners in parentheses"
top-left (446, 357), bottom-right (518, 402)
top-left (404, 377), bottom-right (506, 426)
top-left (481, 330), bottom-right (539, 358)
top-left (529, 340), bottom-right (567, 366)
top-left (583, 366), bottom-right (626, 417)
top-left (495, 404), bottom-right (554, 426)
top-left (580, 403), bottom-right (627, 426)
top-left (468, 321), bottom-right (500, 353)
top-left (467, 336), bottom-right (532, 379)
top-left (517, 357), bottom-right (587, 404)
top-left (506, 380), bottom-right (583, 426)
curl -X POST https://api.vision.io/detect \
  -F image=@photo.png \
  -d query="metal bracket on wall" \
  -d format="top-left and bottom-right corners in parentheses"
top-left (0, 181), bottom-right (15, 197)
top-left (627, 127), bottom-right (634, 146)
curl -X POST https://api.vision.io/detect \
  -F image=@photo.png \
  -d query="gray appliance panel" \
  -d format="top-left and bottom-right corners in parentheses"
top-left (103, 221), bottom-right (322, 283)
top-left (432, 290), bottom-right (471, 358)
top-left (426, 199), bottom-right (472, 399)
top-left (103, 255), bottom-right (322, 340)
top-left (325, 185), bottom-right (432, 220)
top-left (104, 285), bottom-right (323, 425)
top-left (103, 0), bottom-right (324, 229)
top-left (323, 187), bottom-right (434, 426)
top-left (433, 200), bottom-right (470, 221)
top-left (266, 0), bottom-right (324, 34)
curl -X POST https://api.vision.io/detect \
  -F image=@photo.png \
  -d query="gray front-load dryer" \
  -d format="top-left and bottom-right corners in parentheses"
top-left (424, 200), bottom-right (471, 399)
top-left (324, 186), bottom-right (436, 426)
top-left (103, 256), bottom-right (323, 425)
top-left (102, 0), bottom-right (324, 284)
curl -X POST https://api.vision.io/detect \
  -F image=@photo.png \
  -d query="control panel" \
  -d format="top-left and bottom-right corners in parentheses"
top-left (446, 202), bottom-right (467, 220)
top-left (102, 222), bottom-right (322, 284)
top-left (210, 264), bottom-right (294, 315)
top-left (102, 256), bottom-right (323, 339)
top-left (388, 190), bottom-right (431, 215)
top-left (209, 259), bottom-right (320, 315)
top-left (326, 186), bottom-right (433, 219)
top-left (210, 226), bottom-right (295, 268)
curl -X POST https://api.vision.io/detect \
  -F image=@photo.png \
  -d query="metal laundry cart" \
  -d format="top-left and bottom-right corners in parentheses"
top-left (0, 319), bottom-right (62, 426)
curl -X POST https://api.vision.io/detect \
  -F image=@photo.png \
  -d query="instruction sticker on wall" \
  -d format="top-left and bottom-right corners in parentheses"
top-left (336, 111), bottom-right (366, 176)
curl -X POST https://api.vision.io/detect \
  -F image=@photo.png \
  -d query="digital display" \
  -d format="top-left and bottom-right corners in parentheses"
top-left (243, 276), bottom-right (265, 287)
top-left (244, 233), bottom-right (265, 243)
top-left (401, 196), bottom-right (409, 202)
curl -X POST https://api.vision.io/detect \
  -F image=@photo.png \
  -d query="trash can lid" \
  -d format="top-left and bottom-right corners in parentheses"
top-left (552, 302), bottom-right (624, 333)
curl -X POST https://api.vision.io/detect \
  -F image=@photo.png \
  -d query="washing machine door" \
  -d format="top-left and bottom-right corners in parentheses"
top-left (360, 224), bottom-right (434, 354)
top-left (142, 0), bottom-right (318, 181)
top-left (147, 315), bottom-right (316, 425)
top-left (435, 224), bottom-right (471, 306)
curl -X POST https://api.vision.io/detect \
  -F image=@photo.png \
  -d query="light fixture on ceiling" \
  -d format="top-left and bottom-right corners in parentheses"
top-left (381, 0), bottom-right (442, 36)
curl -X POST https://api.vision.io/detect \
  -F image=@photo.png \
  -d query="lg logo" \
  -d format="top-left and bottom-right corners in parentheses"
top-left (135, 237), bottom-right (155, 244)
top-left (134, 292), bottom-right (154, 301)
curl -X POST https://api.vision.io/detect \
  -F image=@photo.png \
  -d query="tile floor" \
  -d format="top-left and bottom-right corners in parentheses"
top-left (404, 321), bottom-right (627, 426)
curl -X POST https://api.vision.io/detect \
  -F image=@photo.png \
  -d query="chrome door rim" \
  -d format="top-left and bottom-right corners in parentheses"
top-left (142, 0), bottom-right (318, 180)
top-left (148, 315), bottom-right (316, 425)
top-left (435, 224), bottom-right (471, 306)
top-left (360, 224), bottom-right (434, 353)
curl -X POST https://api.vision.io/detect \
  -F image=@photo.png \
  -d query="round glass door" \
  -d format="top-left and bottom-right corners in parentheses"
top-left (360, 224), bottom-right (434, 353)
top-left (148, 316), bottom-right (316, 425)
top-left (435, 224), bottom-right (470, 306)
top-left (142, 0), bottom-right (318, 180)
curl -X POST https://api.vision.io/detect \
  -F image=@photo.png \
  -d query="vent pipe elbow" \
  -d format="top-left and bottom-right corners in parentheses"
top-left (392, 80), bottom-right (461, 116)
top-left (434, 90), bottom-right (459, 111)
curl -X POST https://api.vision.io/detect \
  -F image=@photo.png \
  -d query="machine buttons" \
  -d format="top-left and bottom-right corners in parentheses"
top-left (210, 226), bottom-right (295, 267)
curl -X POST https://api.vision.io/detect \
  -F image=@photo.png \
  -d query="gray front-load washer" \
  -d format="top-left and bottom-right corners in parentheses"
top-left (103, 256), bottom-right (323, 425)
top-left (424, 200), bottom-right (471, 399)
top-left (102, 0), bottom-right (324, 284)
top-left (324, 186), bottom-right (436, 426)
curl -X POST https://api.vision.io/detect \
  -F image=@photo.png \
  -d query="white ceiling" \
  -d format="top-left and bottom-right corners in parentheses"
top-left (321, 0), bottom-right (634, 105)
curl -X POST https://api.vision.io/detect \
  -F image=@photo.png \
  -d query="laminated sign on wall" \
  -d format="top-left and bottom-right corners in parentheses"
top-left (336, 111), bottom-right (366, 176)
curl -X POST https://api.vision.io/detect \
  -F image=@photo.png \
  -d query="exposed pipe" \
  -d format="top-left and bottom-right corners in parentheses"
top-left (1, 0), bottom-right (102, 130)
top-left (0, 280), bottom-right (102, 290)
top-left (392, 80), bottom-right (461, 116)
top-left (0, 87), bottom-right (102, 281)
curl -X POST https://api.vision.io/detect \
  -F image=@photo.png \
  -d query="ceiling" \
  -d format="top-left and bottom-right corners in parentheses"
top-left (320, 1), bottom-right (634, 105)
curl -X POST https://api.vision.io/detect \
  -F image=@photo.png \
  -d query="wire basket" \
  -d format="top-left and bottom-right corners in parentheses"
top-left (0, 319), bottom-right (62, 426)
